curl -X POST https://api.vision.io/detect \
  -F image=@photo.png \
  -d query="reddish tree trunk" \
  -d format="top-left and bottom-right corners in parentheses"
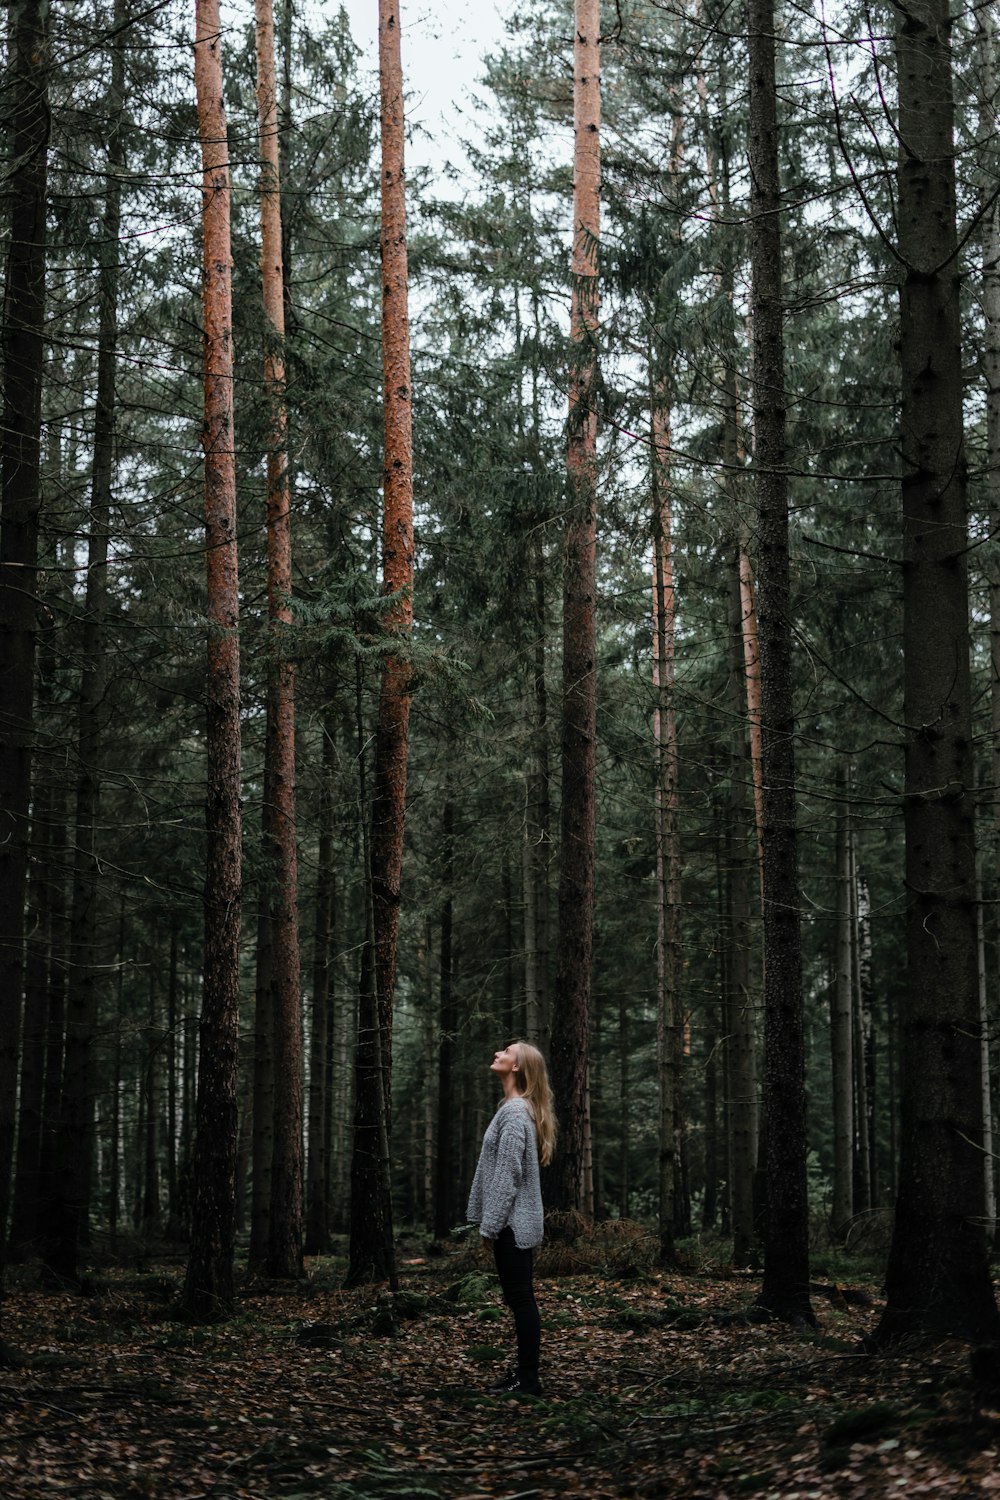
top-left (182, 0), bottom-right (243, 1321)
top-left (551, 0), bottom-right (600, 1214)
top-left (254, 0), bottom-right (302, 1283)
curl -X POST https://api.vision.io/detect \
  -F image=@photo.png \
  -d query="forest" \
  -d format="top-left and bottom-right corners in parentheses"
top-left (2, 0), bottom-right (1000, 1492)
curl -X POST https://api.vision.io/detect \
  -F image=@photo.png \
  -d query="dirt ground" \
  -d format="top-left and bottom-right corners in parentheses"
top-left (1, 1239), bottom-right (998, 1499)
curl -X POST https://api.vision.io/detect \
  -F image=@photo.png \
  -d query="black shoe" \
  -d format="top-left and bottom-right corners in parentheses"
top-left (487, 1373), bottom-right (543, 1397)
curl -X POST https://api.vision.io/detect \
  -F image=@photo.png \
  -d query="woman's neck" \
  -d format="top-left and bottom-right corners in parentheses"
top-left (501, 1075), bottom-right (521, 1102)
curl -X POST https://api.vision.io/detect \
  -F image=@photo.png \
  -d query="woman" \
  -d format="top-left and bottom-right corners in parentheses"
top-left (467, 1040), bottom-right (556, 1396)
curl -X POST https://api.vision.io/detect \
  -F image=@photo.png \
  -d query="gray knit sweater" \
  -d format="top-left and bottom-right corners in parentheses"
top-left (467, 1096), bottom-right (544, 1249)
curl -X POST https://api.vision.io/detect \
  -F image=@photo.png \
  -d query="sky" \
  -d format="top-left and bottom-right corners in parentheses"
top-left (337, 0), bottom-right (511, 190)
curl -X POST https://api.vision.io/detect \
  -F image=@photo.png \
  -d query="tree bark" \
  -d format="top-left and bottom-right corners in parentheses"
top-left (856, 871), bottom-right (877, 1206)
top-left (876, 0), bottom-right (1000, 1342)
top-left (726, 556), bottom-right (758, 1267)
top-left (651, 382), bottom-right (680, 1260)
top-left (978, 0), bottom-right (1000, 1255)
top-left (305, 723), bottom-right (335, 1256)
top-left (182, 0), bottom-right (243, 1321)
top-left (255, 0), bottom-right (302, 1283)
top-left (44, 0), bottom-right (127, 1283)
top-left (850, 834), bottom-right (872, 1216)
top-left (832, 766), bottom-right (853, 1237)
top-left (348, 665), bottom-right (397, 1288)
top-left (433, 800), bottom-right (456, 1239)
top-left (8, 713), bottom-right (56, 1256)
top-left (551, 0), bottom-right (600, 1214)
top-left (347, 0), bottom-right (414, 1286)
top-left (142, 971), bottom-right (161, 1237)
top-left (0, 0), bottom-right (50, 1262)
top-left (748, 0), bottom-right (813, 1323)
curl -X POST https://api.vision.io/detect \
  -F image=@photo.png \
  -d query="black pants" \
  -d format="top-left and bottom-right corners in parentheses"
top-left (493, 1225), bottom-right (541, 1382)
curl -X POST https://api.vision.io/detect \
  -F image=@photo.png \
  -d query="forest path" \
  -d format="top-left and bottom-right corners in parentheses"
top-left (0, 1250), bottom-right (997, 1498)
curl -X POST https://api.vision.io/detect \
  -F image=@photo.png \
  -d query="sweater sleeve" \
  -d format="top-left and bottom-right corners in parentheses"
top-left (478, 1108), bottom-right (530, 1239)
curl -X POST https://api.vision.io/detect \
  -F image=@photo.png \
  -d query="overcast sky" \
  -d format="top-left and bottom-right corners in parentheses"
top-left (337, 0), bottom-right (511, 188)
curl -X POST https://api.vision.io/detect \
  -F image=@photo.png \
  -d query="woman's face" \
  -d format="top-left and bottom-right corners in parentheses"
top-left (490, 1043), bottom-right (519, 1079)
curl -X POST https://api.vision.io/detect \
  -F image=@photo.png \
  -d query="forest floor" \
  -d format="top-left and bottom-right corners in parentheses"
top-left (1, 1229), bottom-right (998, 1500)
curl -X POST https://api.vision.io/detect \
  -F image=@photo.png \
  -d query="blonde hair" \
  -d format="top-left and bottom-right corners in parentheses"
top-left (511, 1040), bottom-right (557, 1166)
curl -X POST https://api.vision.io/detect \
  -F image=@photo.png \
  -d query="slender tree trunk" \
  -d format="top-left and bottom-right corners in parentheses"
top-left (37, 826), bottom-right (68, 1249)
top-left (42, 0), bottom-right (126, 1282)
top-left (524, 533), bottom-right (550, 1045)
top-left (109, 891), bottom-right (126, 1249)
top-left (255, 0), bottom-right (302, 1283)
top-left (182, 0), bottom-right (243, 1321)
top-left (348, 666), bottom-right (398, 1288)
top-left (142, 971), bottom-right (161, 1236)
top-left (975, 844), bottom-right (996, 1234)
top-left (433, 800), bottom-right (455, 1239)
top-left (726, 558), bottom-right (758, 1266)
top-left (165, 925), bottom-right (179, 1235)
top-left (551, 0), bottom-right (600, 1214)
top-left (618, 991), bottom-right (629, 1218)
top-left (249, 907), bottom-right (274, 1269)
top-left (832, 766), bottom-right (853, 1237)
top-left (305, 724), bottom-right (335, 1256)
top-left (718, 121), bottom-right (760, 1261)
top-left (876, 0), bottom-right (1000, 1342)
top-left (978, 0), bottom-right (1000, 1257)
top-left (850, 834), bottom-right (871, 1216)
top-left (748, 0), bottom-right (812, 1323)
top-left (8, 759), bottom-right (54, 1257)
top-left (738, 545), bottom-right (765, 903)
top-left (0, 0), bottom-right (50, 1263)
top-left (347, 0), bottom-right (414, 1286)
top-left (651, 383), bottom-right (680, 1260)
top-left (856, 871), bottom-right (877, 1205)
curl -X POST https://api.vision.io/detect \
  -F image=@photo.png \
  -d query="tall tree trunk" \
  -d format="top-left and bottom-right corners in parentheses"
top-left (551, 0), bottom-right (600, 1214)
top-left (42, 0), bottom-right (126, 1282)
top-left (433, 799), bottom-right (455, 1239)
top-left (305, 723), bottom-right (335, 1256)
top-left (109, 894), bottom-right (126, 1249)
top-left (0, 0), bottom-right (50, 1263)
top-left (618, 991), bottom-right (629, 1218)
top-left (748, 0), bottom-right (813, 1323)
top-left (182, 0), bottom-right (243, 1321)
top-left (165, 924), bottom-right (179, 1237)
top-left (856, 871), bottom-right (877, 1205)
top-left (976, 852), bottom-right (997, 1234)
top-left (831, 766), bottom-right (853, 1237)
top-left (347, 0), bottom-right (414, 1286)
top-left (978, 0), bottom-right (1000, 1257)
top-left (8, 724), bottom-right (55, 1257)
top-left (142, 971), bottom-right (161, 1236)
top-left (651, 381), bottom-right (680, 1261)
top-left (255, 0), bottom-right (302, 1284)
top-left (523, 532), bottom-right (550, 1045)
top-left (738, 545), bottom-right (765, 904)
top-left (850, 833), bottom-right (872, 1216)
top-left (876, 0), bottom-right (1000, 1341)
top-left (726, 557), bottom-right (758, 1267)
top-left (348, 666), bottom-right (397, 1288)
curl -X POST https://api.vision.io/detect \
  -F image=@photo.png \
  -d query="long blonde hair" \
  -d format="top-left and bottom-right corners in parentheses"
top-left (511, 1040), bottom-right (557, 1166)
